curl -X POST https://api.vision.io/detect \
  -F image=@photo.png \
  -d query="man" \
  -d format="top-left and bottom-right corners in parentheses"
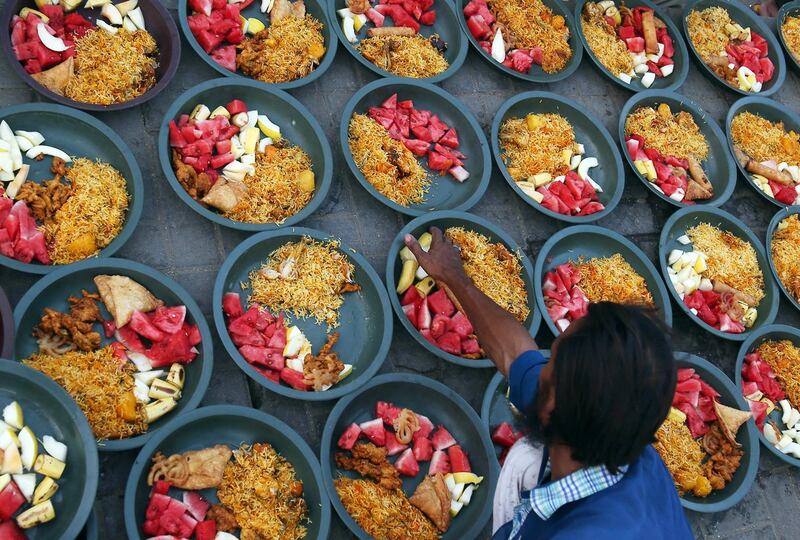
top-left (404, 228), bottom-right (692, 539)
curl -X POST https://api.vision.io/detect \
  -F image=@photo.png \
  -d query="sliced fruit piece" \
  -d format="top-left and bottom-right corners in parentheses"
top-left (447, 445), bottom-right (471, 473)
top-left (394, 448), bottom-right (419, 476)
top-left (358, 418), bottom-right (385, 446)
top-left (17, 427), bottom-right (37, 470)
top-left (32, 476), bottom-right (58, 505)
top-left (413, 436), bottom-right (433, 462)
top-left (0, 479), bottom-right (26, 520)
top-left (449, 499), bottom-right (463, 517)
top-left (33, 454), bottom-right (64, 479)
top-left (428, 449), bottom-right (451, 475)
top-left (12, 474), bottom-right (35, 502)
top-left (144, 398), bottom-right (177, 423)
top-left (1, 443), bottom-right (23, 475)
top-left (337, 423), bottom-right (361, 450)
top-left (16, 499), bottom-right (55, 528)
top-left (2, 402), bottom-right (23, 430)
top-left (430, 425), bottom-right (456, 451)
top-left (384, 430), bottom-right (408, 456)
top-left (451, 471), bottom-right (483, 485)
top-left (183, 490), bottom-right (210, 521)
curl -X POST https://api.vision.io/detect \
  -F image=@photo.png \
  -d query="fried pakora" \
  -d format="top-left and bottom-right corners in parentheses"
top-left (335, 442), bottom-right (402, 491)
top-left (303, 332), bottom-right (344, 391)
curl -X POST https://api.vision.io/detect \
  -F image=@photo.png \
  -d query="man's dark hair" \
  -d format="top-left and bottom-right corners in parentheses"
top-left (528, 302), bottom-right (676, 473)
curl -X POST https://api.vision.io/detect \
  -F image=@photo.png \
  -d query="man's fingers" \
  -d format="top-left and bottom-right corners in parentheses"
top-left (404, 234), bottom-right (426, 261)
top-left (429, 227), bottom-right (444, 248)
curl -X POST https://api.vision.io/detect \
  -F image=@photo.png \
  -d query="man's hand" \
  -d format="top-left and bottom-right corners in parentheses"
top-left (404, 227), bottom-right (468, 286)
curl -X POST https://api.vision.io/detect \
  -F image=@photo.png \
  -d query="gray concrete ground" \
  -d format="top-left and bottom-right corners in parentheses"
top-left (1, 1), bottom-right (800, 538)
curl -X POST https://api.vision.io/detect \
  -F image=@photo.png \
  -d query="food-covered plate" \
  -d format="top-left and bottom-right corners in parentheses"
top-left (0, 103), bottom-right (143, 274)
top-left (619, 90), bottom-right (736, 207)
top-left (575, 0), bottom-right (689, 91)
top-left (386, 210), bottom-right (540, 368)
top-left (735, 325), bottom-right (800, 467)
top-left (1, 0), bottom-right (180, 111)
top-left (124, 404), bottom-right (330, 539)
top-left (321, 373), bottom-right (498, 539)
top-left (159, 78), bottom-right (332, 232)
top-left (330, 0), bottom-right (466, 82)
top-left (534, 225), bottom-right (672, 336)
top-left (491, 92), bottom-right (624, 223)
top-left (659, 206), bottom-right (779, 341)
top-left (13, 258), bottom-right (214, 451)
top-left (214, 227), bottom-right (392, 400)
top-left (341, 78), bottom-right (491, 216)
top-left (1, 285), bottom-right (12, 358)
top-left (180, 0), bottom-right (336, 89)
top-left (682, 0), bottom-right (785, 96)
top-left (0, 359), bottom-right (99, 539)
top-left (480, 353), bottom-right (550, 464)
top-left (726, 96), bottom-right (800, 207)
top-left (766, 206), bottom-right (800, 313)
top-left (778, 1), bottom-right (800, 73)
top-left (458, 0), bottom-right (582, 83)
top-left (656, 353), bottom-right (759, 512)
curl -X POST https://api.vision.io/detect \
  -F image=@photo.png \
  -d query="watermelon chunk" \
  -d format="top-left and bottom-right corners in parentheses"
top-left (381, 94), bottom-right (398, 109)
top-left (438, 127), bottom-right (459, 148)
top-left (394, 448), bottom-right (420, 476)
top-left (280, 367), bottom-right (310, 391)
top-left (0, 481), bottom-right (26, 520)
top-left (194, 520), bottom-right (217, 540)
top-left (384, 430), bottom-right (409, 456)
top-left (151, 480), bottom-right (171, 496)
top-left (151, 306), bottom-right (187, 335)
top-left (428, 449), bottom-right (451, 475)
top-left (401, 285), bottom-right (423, 307)
top-left (338, 423), bottom-right (361, 450)
top-left (145, 493), bottom-right (173, 522)
top-left (183, 491), bottom-right (210, 521)
top-left (0, 522), bottom-right (25, 540)
top-left (448, 445), bottom-right (471, 473)
top-left (376, 401), bottom-right (402, 425)
top-left (430, 425), bottom-right (456, 451)
top-left (413, 435), bottom-right (433, 461)
top-left (461, 338), bottom-right (480, 355)
top-left (414, 413), bottom-right (434, 440)
top-left (359, 418), bottom-right (386, 446)
top-left (448, 311), bottom-right (473, 337)
top-left (427, 289), bottom-right (455, 317)
top-left (436, 332), bottom-right (461, 355)
top-left (129, 310), bottom-right (166, 342)
top-left (417, 297), bottom-right (432, 330)
top-left (211, 45), bottom-right (236, 72)
top-left (402, 303), bottom-right (417, 326)
top-left (430, 313), bottom-right (449, 339)
top-left (427, 151), bottom-right (453, 172)
top-left (492, 422), bottom-right (518, 448)
top-left (222, 292), bottom-right (244, 318)
top-left (190, 0), bottom-right (212, 15)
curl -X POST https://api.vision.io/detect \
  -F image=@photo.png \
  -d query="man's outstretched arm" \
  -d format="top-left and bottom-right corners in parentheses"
top-left (404, 227), bottom-right (538, 377)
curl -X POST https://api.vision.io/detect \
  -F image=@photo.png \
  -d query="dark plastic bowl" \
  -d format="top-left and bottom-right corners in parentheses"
top-left (726, 96), bottom-right (800, 208)
top-left (674, 352), bottom-right (759, 512)
top-left (735, 324), bottom-right (800, 467)
top-left (658, 206), bottom-right (780, 341)
top-left (458, 0), bottom-right (582, 83)
top-left (179, 0), bottom-right (336, 89)
top-left (213, 227), bottom-right (393, 400)
top-left (158, 78), bottom-right (332, 232)
top-left (0, 285), bottom-right (12, 358)
top-left (0, 359), bottom-right (99, 539)
top-left (766, 206), bottom-right (800, 312)
top-left (321, 373), bottom-right (499, 540)
top-left (124, 405), bottom-right (330, 539)
top-left (0, 0), bottom-right (180, 111)
top-left (491, 92), bottom-right (625, 224)
top-left (386, 210), bottom-right (541, 368)
top-left (330, 0), bottom-right (466, 82)
top-left (340, 78), bottom-right (491, 216)
top-left (575, 0), bottom-right (689, 92)
top-left (480, 351), bottom-right (551, 462)
top-left (778, 1), bottom-right (800, 73)
top-left (13, 258), bottom-right (214, 451)
top-left (619, 90), bottom-right (736, 208)
top-left (534, 225), bottom-right (672, 337)
top-left (0, 103), bottom-right (143, 274)
top-left (77, 509), bottom-right (98, 540)
top-left (682, 0), bottom-right (786, 96)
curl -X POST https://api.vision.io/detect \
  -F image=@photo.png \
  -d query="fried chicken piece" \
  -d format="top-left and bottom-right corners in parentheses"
top-left (303, 332), bottom-right (344, 391)
top-left (409, 473), bottom-right (451, 533)
top-left (336, 442), bottom-right (402, 491)
top-left (207, 505), bottom-right (238, 532)
top-left (338, 282), bottom-right (361, 293)
top-left (34, 307), bottom-right (101, 353)
top-left (701, 423), bottom-right (743, 491)
top-left (172, 151), bottom-right (213, 201)
top-left (271, 0), bottom-right (293, 21)
top-left (15, 168), bottom-right (73, 225)
top-left (51, 157), bottom-right (68, 177)
top-left (68, 290), bottom-right (102, 323)
top-left (147, 445), bottom-right (233, 490)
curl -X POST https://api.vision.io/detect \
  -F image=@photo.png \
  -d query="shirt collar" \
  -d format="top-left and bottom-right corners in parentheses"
top-left (530, 462), bottom-right (629, 520)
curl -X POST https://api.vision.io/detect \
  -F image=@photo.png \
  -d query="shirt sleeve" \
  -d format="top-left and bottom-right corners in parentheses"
top-left (508, 350), bottom-right (548, 413)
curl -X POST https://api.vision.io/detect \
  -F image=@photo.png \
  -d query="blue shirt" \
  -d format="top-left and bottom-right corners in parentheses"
top-left (493, 350), bottom-right (693, 540)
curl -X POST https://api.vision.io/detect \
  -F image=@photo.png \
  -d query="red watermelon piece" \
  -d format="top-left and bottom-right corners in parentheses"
top-left (183, 491), bottom-right (210, 522)
top-left (428, 449), bottom-right (451, 475)
top-left (394, 448), bottom-right (420, 476)
top-left (359, 418), bottom-right (386, 446)
top-left (338, 423), bottom-right (361, 450)
top-left (413, 435), bottom-right (433, 461)
top-left (448, 445), bottom-right (471, 472)
top-left (430, 426), bottom-right (456, 451)
top-left (384, 430), bottom-right (409, 456)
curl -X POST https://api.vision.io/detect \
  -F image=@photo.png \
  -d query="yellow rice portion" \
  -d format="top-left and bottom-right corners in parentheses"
top-left (771, 214), bottom-right (800, 302)
top-left (24, 346), bottom-right (147, 440)
top-left (499, 114), bottom-right (575, 181)
top-left (654, 416), bottom-right (712, 497)
top-left (65, 29), bottom-right (157, 105)
top-left (581, 6), bottom-right (633, 76)
top-left (445, 227), bottom-right (530, 322)
top-left (357, 35), bottom-right (449, 78)
top-left (573, 253), bottom-right (655, 307)
top-left (45, 158), bottom-right (129, 265)
top-left (687, 223), bottom-right (765, 305)
top-left (783, 15), bottom-right (800, 62)
top-left (730, 112), bottom-right (800, 167)
top-left (625, 106), bottom-right (709, 161)
top-left (217, 443), bottom-right (308, 540)
top-left (225, 146), bottom-right (314, 224)
top-left (249, 237), bottom-right (356, 327)
top-left (686, 7), bottom-right (733, 62)
top-left (348, 114), bottom-right (429, 206)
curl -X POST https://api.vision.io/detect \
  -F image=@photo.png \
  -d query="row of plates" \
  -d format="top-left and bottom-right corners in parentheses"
top-left (1, 0), bottom-right (799, 110)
